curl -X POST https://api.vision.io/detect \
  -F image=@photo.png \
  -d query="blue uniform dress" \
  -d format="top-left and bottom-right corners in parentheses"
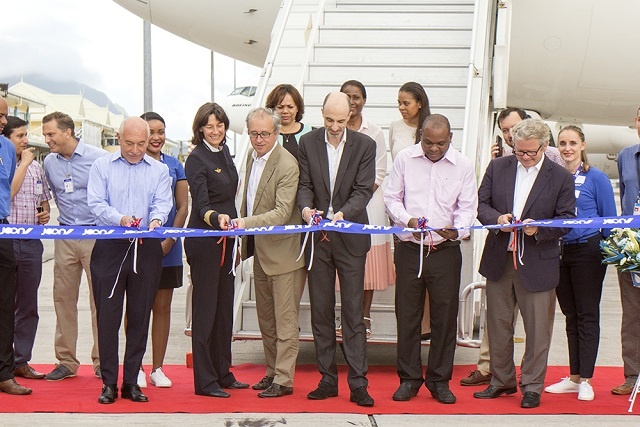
top-left (158, 154), bottom-right (186, 289)
top-left (558, 165), bottom-right (616, 378)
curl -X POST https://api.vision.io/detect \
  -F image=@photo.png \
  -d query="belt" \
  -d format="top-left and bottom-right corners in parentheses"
top-left (562, 233), bottom-right (601, 245)
top-left (403, 239), bottom-right (460, 250)
top-left (0, 218), bottom-right (7, 224)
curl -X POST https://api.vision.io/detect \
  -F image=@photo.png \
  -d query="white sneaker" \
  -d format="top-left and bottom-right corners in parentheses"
top-left (150, 367), bottom-right (172, 388)
top-left (544, 377), bottom-right (579, 393)
top-left (578, 381), bottom-right (594, 401)
top-left (137, 368), bottom-right (147, 388)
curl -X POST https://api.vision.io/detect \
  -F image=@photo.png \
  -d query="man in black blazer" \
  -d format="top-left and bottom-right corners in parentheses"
top-left (474, 118), bottom-right (575, 409)
top-left (297, 92), bottom-right (376, 407)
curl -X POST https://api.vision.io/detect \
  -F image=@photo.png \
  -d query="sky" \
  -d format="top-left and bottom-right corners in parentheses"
top-left (2, 0), bottom-right (261, 142)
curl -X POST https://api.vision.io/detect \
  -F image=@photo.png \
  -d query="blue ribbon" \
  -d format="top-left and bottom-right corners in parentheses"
top-left (0, 215), bottom-right (637, 240)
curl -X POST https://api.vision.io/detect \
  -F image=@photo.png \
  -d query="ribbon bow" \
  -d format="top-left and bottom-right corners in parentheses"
top-left (416, 216), bottom-right (434, 278)
top-left (108, 216), bottom-right (143, 299)
top-left (296, 212), bottom-right (323, 270)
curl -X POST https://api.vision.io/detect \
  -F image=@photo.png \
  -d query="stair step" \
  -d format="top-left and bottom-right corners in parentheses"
top-left (318, 26), bottom-right (472, 46)
top-left (308, 62), bottom-right (469, 85)
top-left (240, 299), bottom-right (400, 337)
top-left (336, 1), bottom-right (475, 12)
top-left (323, 10), bottom-right (473, 27)
top-left (303, 82), bottom-right (468, 106)
top-left (302, 106), bottom-right (466, 130)
top-left (313, 45), bottom-right (471, 65)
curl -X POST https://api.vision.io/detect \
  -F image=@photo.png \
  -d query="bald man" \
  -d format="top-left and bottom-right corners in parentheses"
top-left (297, 92), bottom-right (376, 407)
top-left (87, 117), bottom-right (172, 404)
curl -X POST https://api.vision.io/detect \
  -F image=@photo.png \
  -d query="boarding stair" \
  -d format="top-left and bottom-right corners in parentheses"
top-left (233, 0), bottom-right (497, 345)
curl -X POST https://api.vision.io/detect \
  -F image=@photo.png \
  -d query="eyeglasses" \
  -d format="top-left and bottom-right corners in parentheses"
top-left (248, 131), bottom-right (274, 140)
top-left (513, 145), bottom-right (543, 157)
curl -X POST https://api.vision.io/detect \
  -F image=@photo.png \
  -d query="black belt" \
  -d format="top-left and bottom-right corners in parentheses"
top-left (562, 233), bottom-right (601, 246)
top-left (0, 218), bottom-right (7, 224)
top-left (403, 239), bottom-right (460, 250)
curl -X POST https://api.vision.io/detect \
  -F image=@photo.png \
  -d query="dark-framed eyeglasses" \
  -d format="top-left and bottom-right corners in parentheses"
top-left (513, 145), bottom-right (543, 157)
top-left (248, 131), bottom-right (274, 140)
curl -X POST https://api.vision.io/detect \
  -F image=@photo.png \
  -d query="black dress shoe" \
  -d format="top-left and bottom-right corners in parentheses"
top-left (197, 388), bottom-right (231, 398)
top-left (121, 383), bottom-right (149, 402)
top-left (473, 384), bottom-right (518, 399)
top-left (392, 382), bottom-right (419, 401)
top-left (258, 383), bottom-right (294, 398)
top-left (428, 384), bottom-right (456, 404)
top-left (521, 391), bottom-right (541, 408)
top-left (350, 386), bottom-right (374, 407)
top-left (252, 376), bottom-right (274, 390)
top-left (224, 380), bottom-right (250, 389)
top-left (98, 384), bottom-right (118, 404)
top-left (307, 381), bottom-right (338, 400)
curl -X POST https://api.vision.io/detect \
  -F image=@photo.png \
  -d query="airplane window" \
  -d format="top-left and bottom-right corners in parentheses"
top-left (249, 87), bottom-right (256, 96)
top-left (241, 87), bottom-right (251, 96)
top-left (230, 87), bottom-right (243, 96)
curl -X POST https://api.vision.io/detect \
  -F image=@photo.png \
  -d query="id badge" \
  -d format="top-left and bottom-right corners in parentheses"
top-left (35, 180), bottom-right (44, 195)
top-left (64, 177), bottom-right (74, 193)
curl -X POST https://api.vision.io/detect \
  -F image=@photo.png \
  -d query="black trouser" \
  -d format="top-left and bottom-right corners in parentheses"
top-left (558, 234), bottom-right (606, 378)
top-left (91, 239), bottom-right (162, 386)
top-left (13, 239), bottom-right (44, 368)
top-left (307, 232), bottom-right (368, 391)
top-left (184, 236), bottom-right (237, 394)
top-left (395, 240), bottom-right (461, 388)
top-left (0, 234), bottom-right (16, 382)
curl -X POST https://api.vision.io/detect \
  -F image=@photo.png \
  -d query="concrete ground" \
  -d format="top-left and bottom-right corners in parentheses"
top-left (2, 207), bottom-right (638, 425)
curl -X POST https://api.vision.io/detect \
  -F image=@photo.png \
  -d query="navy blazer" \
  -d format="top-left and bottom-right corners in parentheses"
top-left (477, 155), bottom-right (576, 292)
top-left (297, 127), bottom-right (376, 257)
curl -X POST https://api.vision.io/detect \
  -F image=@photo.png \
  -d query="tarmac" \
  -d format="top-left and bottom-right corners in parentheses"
top-left (2, 205), bottom-right (638, 425)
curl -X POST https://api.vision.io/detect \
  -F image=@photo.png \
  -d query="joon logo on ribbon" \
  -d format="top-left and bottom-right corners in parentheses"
top-left (83, 229), bottom-right (115, 236)
top-left (0, 227), bottom-right (34, 235)
top-left (41, 228), bottom-right (73, 236)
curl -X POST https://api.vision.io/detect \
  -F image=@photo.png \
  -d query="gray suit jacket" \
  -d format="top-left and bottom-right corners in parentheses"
top-left (297, 128), bottom-right (376, 257)
top-left (477, 155), bottom-right (575, 292)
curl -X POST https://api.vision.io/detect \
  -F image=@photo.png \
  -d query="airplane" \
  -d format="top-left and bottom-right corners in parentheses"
top-left (114, 0), bottom-right (640, 180)
top-left (113, 0), bottom-right (640, 343)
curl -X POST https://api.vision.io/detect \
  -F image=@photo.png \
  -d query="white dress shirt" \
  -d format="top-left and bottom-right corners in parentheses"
top-left (325, 130), bottom-right (347, 219)
top-left (246, 144), bottom-right (277, 217)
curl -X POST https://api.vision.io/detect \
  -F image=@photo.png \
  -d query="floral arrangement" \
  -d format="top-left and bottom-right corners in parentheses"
top-left (601, 228), bottom-right (640, 272)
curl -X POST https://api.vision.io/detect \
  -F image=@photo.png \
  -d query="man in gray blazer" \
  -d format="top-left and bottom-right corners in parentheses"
top-left (474, 118), bottom-right (575, 409)
top-left (297, 92), bottom-right (376, 407)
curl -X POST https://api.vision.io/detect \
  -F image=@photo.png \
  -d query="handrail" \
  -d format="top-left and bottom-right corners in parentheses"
top-left (457, 280), bottom-right (486, 348)
top-left (459, 0), bottom-right (499, 285)
top-left (232, 0), bottom-right (297, 334)
top-left (295, 0), bottom-right (328, 90)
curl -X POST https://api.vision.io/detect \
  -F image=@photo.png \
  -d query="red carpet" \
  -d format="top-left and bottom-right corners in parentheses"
top-left (1, 364), bottom-right (637, 415)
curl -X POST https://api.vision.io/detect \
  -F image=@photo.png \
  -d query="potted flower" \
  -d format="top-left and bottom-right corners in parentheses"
top-left (601, 228), bottom-right (640, 286)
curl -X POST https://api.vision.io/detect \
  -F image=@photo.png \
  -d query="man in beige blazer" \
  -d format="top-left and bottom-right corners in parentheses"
top-left (221, 107), bottom-right (305, 398)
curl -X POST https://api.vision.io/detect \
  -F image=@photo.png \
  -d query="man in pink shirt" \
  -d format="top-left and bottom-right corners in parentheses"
top-left (384, 114), bottom-right (478, 404)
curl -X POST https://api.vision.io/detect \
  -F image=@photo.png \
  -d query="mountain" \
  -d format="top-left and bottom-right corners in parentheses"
top-left (1, 74), bottom-right (128, 116)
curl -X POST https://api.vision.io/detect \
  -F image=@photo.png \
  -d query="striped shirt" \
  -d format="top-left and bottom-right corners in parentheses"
top-left (9, 160), bottom-right (51, 225)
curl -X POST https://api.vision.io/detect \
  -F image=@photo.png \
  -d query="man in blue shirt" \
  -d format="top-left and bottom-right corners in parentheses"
top-left (42, 111), bottom-right (107, 381)
top-left (613, 107), bottom-right (640, 396)
top-left (0, 97), bottom-right (30, 395)
top-left (88, 117), bottom-right (172, 404)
